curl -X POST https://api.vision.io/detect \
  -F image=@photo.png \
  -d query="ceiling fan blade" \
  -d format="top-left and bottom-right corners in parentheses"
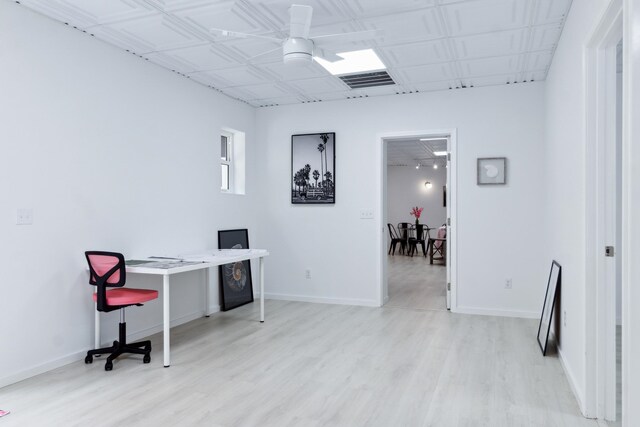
top-left (314, 48), bottom-right (343, 63)
top-left (245, 46), bottom-right (283, 62)
top-left (289, 4), bottom-right (313, 39)
top-left (312, 29), bottom-right (383, 46)
top-left (210, 28), bottom-right (283, 43)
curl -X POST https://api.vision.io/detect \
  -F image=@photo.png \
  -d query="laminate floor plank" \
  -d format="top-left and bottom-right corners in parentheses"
top-left (386, 253), bottom-right (447, 311)
top-left (1, 298), bottom-right (599, 426)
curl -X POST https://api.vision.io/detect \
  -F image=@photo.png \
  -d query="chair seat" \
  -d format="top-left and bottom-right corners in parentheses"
top-left (92, 288), bottom-right (158, 306)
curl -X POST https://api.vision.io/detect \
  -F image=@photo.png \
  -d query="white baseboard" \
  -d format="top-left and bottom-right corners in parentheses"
top-left (453, 306), bottom-right (540, 319)
top-left (0, 307), bottom-right (220, 389)
top-left (263, 292), bottom-right (379, 307)
top-left (0, 349), bottom-right (87, 389)
top-left (558, 346), bottom-right (587, 417)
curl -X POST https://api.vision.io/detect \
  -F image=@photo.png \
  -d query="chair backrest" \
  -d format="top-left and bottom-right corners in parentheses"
top-left (397, 222), bottom-right (410, 239)
top-left (388, 223), bottom-right (400, 239)
top-left (86, 251), bottom-right (126, 287)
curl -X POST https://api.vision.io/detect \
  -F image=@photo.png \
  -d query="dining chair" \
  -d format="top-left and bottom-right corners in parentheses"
top-left (429, 226), bottom-right (447, 264)
top-left (397, 222), bottom-right (412, 246)
top-left (408, 225), bottom-right (429, 257)
top-left (84, 251), bottom-right (158, 371)
top-left (387, 223), bottom-right (406, 255)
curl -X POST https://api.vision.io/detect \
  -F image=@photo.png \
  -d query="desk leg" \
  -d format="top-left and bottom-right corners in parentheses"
top-left (204, 267), bottom-right (210, 317)
top-left (163, 275), bottom-right (171, 367)
top-left (94, 300), bottom-right (100, 349)
top-left (260, 257), bottom-right (264, 323)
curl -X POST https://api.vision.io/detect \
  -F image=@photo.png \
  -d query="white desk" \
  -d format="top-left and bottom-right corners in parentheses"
top-left (94, 249), bottom-right (269, 367)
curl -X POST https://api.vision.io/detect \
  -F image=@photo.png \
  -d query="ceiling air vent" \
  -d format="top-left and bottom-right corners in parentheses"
top-left (339, 71), bottom-right (395, 89)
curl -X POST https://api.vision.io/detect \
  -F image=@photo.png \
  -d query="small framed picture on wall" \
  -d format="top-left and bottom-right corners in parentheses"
top-left (477, 157), bottom-right (507, 185)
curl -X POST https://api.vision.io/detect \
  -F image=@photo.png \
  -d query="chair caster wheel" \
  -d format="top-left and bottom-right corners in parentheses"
top-left (85, 355), bottom-right (93, 364)
top-left (143, 354), bottom-right (151, 364)
top-left (105, 361), bottom-right (113, 371)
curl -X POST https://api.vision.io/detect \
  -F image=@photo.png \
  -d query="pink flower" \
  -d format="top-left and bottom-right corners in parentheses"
top-left (410, 206), bottom-right (423, 219)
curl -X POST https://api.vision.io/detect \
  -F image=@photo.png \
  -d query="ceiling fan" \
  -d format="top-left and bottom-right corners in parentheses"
top-left (210, 4), bottom-right (382, 65)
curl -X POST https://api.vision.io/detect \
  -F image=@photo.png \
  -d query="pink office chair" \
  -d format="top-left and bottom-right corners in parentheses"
top-left (84, 251), bottom-right (158, 371)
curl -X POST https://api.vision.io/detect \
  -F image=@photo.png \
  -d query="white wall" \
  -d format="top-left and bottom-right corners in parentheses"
top-left (387, 165), bottom-right (447, 230)
top-left (0, 1), bottom-right (258, 386)
top-left (255, 83), bottom-right (546, 315)
top-left (543, 0), bottom-right (615, 414)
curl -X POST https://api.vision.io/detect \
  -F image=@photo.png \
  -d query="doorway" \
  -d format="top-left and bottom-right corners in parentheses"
top-left (378, 130), bottom-right (457, 311)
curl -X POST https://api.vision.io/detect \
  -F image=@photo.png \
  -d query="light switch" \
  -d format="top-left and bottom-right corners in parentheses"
top-left (360, 209), bottom-right (374, 219)
top-left (16, 208), bottom-right (33, 225)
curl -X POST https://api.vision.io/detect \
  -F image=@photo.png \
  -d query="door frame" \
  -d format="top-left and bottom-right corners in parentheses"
top-left (584, 0), bottom-right (623, 420)
top-left (377, 129), bottom-right (457, 311)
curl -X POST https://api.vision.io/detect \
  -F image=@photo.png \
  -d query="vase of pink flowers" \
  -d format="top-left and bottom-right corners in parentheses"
top-left (410, 206), bottom-right (424, 238)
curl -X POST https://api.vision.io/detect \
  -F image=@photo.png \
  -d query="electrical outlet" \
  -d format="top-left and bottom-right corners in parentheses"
top-left (16, 208), bottom-right (33, 225)
top-left (564, 310), bottom-right (567, 327)
top-left (505, 279), bottom-right (512, 289)
top-left (305, 269), bottom-right (311, 279)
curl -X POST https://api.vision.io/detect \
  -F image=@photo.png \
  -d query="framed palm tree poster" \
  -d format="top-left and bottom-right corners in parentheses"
top-left (291, 132), bottom-right (335, 204)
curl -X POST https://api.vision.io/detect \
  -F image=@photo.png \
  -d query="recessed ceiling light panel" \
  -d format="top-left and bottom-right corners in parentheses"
top-left (314, 49), bottom-right (386, 75)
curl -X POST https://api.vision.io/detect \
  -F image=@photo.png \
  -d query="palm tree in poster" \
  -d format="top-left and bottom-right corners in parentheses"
top-left (303, 164), bottom-right (311, 188)
top-left (312, 169), bottom-right (319, 188)
top-left (317, 143), bottom-right (325, 191)
top-left (320, 134), bottom-right (329, 189)
top-left (295, 169), bottom-right (306, 195)
top-left (324, 171), bottom-right (333, 195)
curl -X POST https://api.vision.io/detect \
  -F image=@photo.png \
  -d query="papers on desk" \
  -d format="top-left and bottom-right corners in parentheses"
top-left (132, 260), bottom-right (205, 269)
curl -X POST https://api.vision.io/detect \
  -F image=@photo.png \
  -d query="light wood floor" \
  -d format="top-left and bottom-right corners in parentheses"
top-left (0, 298), bottom-right (603, 426)
top-left (386, 253), bottom-right (447, 311)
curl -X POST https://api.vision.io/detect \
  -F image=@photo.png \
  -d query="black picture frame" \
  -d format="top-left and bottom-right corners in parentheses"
top-left (537, 260), bottom-right (562, 356)
top-left (218, 229), bottom-right (254, 311)
top-left (443, 185), bottom-right (447, 207)
top-left (291, 132), bottom-right (335, 204)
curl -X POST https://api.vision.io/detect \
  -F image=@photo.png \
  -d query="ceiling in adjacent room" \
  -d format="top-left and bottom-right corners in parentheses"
top-left (387, 138), bottom-right (448, 167)
top-left (18, 0), bottom-right (572, 107)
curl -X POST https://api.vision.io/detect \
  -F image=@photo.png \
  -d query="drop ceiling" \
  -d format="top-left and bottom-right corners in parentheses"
top-left (18, 0), bottom-right (572, 107)
top-left (387, 138), bottom-right (448, 167)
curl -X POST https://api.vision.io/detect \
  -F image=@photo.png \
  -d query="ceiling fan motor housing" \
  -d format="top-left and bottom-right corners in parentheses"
top-left (283, 38), bottom-right (313, 64)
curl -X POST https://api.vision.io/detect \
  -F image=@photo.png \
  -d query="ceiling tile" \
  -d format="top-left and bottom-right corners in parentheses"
top-left (287, 77), bottom-right (347, 94)
top-left (198, 66), bottom-right (271, 87)
top-left (102, 15), bottom-right (204, 52)
top-left (362, 8), bottom-right (444, 44)
top-left (534, 0), bottom-right (572, 24)
top-left (442, 0), bottom-right (530, 36)
top-left (239, 82), bottom-right (293, 100)
top-left (254, 0), bottom-right (350, 30)
top-left (397, 63), bottom-right (454, 84)
top-left (465, 73), bottom-right (519, 87)
top-left (166, 44), bottom-right (239, 71)
top-left (346, 0), bottom-right (437, 18)
top-left (459, 55), bottom-right (523, 77)
top-left (254, 95), bottom-right (306, 107)
top-left (529, 24), bottom-right (564, 51)
top-left (172, 1), bottom-right (265, 35)
top-left (452, 29), bottom-right (527, 59)
top-left (381, 39), bottom-right (450, 67)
